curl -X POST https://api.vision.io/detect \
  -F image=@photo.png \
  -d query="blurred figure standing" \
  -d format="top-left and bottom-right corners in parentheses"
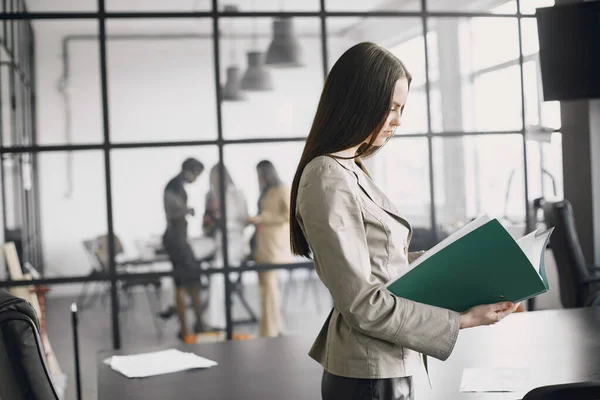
top-left (202, 164), bottom-right (249, 330)
top-left (163, 157), bottom-right (206, 343)
top-left (248, 160), bottom-right (294, 337)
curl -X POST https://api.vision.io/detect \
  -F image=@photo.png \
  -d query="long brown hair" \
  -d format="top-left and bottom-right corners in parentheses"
top-left (290, 42), bottom-right (412, 257)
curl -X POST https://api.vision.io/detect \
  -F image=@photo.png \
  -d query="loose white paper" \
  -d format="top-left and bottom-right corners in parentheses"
top-left (108, 349), bottom-right (218, 378)
top-left (460, 368), bottom-right (532, 392)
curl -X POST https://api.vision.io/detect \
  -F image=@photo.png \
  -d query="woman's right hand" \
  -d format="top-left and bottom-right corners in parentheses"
top-left (459, 301), bottom-right (520, 329)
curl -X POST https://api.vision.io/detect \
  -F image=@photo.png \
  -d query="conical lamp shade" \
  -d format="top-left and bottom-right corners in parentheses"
top-left (265, 17), bottom-right (304, 68)
top-left (241, 51), bottom-right (274, 91)
top-left (221, 65), bottom-right (246, 101)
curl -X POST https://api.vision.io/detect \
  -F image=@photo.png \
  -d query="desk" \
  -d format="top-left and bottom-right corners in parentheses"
top-left (424, 306), bottom-right (600, 399)
top-left (98, 337), bottom-right (320, 400)
top-left (98, 307), bottom-right (600, 400)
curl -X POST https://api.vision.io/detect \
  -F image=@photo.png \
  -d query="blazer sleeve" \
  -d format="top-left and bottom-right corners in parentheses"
top-left (297, 162), bottom-right (460, 361)
top-left (256, 186), bottom-right (290, 226)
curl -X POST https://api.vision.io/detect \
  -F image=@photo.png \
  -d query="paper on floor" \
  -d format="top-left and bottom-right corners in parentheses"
top-left (460, 368), bottom-right (532, 393)
top-left (109, 348), bottom-right (218, 378)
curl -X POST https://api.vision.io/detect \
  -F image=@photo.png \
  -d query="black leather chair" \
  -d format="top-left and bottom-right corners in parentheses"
top-left (541, 199), bottom-right (600, 308)
top-left (0, 289), bottom-right (60, 400)
top-left (522, 382), bottom-right (600, 399)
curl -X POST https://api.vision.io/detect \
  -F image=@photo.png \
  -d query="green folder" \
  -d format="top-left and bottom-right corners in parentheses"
top-left (386, 216), bottom-right (553, 313)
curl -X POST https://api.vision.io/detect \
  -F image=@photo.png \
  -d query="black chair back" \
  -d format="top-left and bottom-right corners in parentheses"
top-left (541, 199), bottom-right (600, 307)
top-left (522, 382), bottom-right (600, 399)
top-left (0, 289), bottom-right (60, 400)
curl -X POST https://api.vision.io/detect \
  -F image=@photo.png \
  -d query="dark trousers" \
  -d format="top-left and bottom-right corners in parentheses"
top-left (163, 224), bottom-right (196, 287)
top-left (321, 370), bottom-right (414, 400)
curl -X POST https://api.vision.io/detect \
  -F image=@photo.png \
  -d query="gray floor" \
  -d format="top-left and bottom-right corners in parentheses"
top-left (45, 273), bottom-right (331, 400)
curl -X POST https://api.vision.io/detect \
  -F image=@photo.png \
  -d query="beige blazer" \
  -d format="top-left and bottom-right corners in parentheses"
top-left (254, 185), bottom-right (295, 264)
top-left (296, 155), bottom-right (460, 379)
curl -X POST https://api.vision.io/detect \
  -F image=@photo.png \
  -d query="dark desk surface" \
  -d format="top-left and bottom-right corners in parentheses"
top-left (98, 307), bottom-right (600, 400)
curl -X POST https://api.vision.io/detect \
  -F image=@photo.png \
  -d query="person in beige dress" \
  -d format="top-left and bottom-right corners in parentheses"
top-left (248, 160), bottom-right (294, 337)
top-left (289, 42), bottom-right (520, 400)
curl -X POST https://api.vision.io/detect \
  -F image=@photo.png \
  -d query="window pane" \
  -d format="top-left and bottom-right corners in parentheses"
top-left (111, 146), bottom-right (219, 254)
top-left (327, 17), bottom-right (426, 134)
top-left (326, 0), bottom-right (420, 11)
top-left (219, 18), bottom-right (323, 139)
top-left (428, 18), bottom-right (522, 132)
top-left (2, 153), bottom-right (42, 270)
top-left (25, 0), bottom-right (96, 11)
top-left (520, 0), bottom-right (555, 14)
top-left (366, 138), bottom-right (432, 248)
top-left (433, 135), bottom-right (526, 234)
top-left (34, 20), bottom-right (102, 145)
top-left (38, 151), bottom-right (108, 277)
top-left (218, 0), bottom-right (320, 11)
top-left (106, 19), bottom-right (217, 143)
top-left (106, 0), bottom-right (211, 11)
top-left (427, 0), bottom-right (517, 13)
top-left (224, 142), bottom-right (301, 215)
top-left (469, 18), bottom-right (520, 71)
top-left (521, 17), bottom-right (541, 57)
top-left (526, 132), bottom-right (563, 203)
top-left (473, 65), bottom-right (523, 131)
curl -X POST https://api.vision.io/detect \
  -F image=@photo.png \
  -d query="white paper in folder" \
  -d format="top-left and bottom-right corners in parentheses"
top-left (108, 348), bottom-right (218, 378)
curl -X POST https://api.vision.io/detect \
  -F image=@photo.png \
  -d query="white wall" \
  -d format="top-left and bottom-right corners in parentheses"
top-left (34, 21), bottom-right (323, 296)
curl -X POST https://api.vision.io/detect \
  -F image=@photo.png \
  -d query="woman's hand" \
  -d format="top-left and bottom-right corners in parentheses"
top-left (459, 301), bottom-right (520, 329)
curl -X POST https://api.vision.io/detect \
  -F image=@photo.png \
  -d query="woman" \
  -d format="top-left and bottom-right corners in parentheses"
top-left (290, 42), bottom-right (519, 400)
top-left (248, 160), bottom-right (294, 337)
top-left (202, 164), bottom-right (249, 330)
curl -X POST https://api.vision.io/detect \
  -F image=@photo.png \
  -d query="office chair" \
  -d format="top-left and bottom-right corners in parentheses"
top-left (540, 199), bottom-right (600, 308)
top-left (522, 382), bottom-right (600, 399)
top-left (0, 289), bottom-right (61, 400)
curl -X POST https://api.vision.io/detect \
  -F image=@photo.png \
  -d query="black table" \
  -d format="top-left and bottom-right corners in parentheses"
top-left (98, 307), bottom-right (600, 400)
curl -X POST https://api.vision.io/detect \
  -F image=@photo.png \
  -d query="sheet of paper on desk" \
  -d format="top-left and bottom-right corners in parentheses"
top-left (109, 349), bottom-right (218, 378)
top-left (460, 368), bottom-right (532, 393)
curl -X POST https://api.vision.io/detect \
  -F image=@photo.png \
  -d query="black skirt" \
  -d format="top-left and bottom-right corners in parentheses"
top-left (321, 370), bottom-right (414, 400)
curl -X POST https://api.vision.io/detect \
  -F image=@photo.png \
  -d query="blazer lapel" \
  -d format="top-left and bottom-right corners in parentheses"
top-left (329, 156), bottom-right (413, 235)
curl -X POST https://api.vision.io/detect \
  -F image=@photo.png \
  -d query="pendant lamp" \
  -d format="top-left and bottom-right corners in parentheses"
top-left (221, 65), bottom-right (246, 101)
top-left (241, 51), bottom-right (274, 91)
top-left (220, 4), bottom-right (246, 101)
top-left (265, 17), bottom-right (304, 68)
